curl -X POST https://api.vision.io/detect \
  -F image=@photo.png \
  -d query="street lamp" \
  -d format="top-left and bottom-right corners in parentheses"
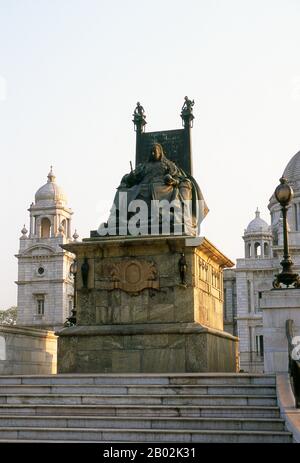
top-left (273, 177), bottom-right (300, 288)
top-left (65, 259), bottom-right (78, 326)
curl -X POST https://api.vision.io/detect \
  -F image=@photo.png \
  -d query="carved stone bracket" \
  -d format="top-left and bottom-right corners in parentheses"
top-left (95, 259), bottom-right (159, 293)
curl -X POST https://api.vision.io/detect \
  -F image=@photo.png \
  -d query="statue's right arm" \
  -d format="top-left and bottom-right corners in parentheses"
top-left (131, 164), bottom-right (146, 183)
top-left (119, 165), bottom-right (145, 187)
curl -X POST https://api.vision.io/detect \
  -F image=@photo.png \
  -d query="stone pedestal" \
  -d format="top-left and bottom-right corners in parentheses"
top-left (57, 235), bottom-right (238, 373)
top-left (261, 289), bottom-right (300, 373)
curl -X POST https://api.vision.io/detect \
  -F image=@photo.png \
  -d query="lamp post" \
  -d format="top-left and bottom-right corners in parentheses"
top-left (273, 177), bottom-right (300, 289)
top-left (66, 259), bottom-right (78, 325)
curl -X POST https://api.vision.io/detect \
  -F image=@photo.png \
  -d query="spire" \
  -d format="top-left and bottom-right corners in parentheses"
top-left (47, 166), bottom-right (56, 183)
top-left (255, 208), bottom-right (260, 218)
top-left (20, 224), bottom-right (28, 239)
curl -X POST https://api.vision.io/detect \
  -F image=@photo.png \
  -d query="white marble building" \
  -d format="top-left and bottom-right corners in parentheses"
top-left (224, 150), bottom-right (300, 372)
top-left (15, 168), bottom-right (78, 330)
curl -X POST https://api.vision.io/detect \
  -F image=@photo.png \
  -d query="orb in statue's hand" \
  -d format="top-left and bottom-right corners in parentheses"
top-left (164, 174), bottom-right (174, 185)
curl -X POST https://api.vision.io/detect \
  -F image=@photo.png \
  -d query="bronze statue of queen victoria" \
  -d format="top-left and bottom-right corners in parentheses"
top-left (99, 143), bottom-right (207, 236)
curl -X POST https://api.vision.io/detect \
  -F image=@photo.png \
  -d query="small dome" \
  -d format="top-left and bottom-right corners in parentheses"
top-left (283, 151), bottom-right (300, 183)
top-left (246, 209), bottom-right (270, 234)
top-left (35, 167), bottom-right (67, 206)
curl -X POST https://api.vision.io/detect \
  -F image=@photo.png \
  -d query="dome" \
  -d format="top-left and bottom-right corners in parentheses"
top-left (245, 209), bottom-right (270, 234)
top-left (283, 151), bottom-right (300, 183)
top-left (35, 167), bottom-right (67, 206)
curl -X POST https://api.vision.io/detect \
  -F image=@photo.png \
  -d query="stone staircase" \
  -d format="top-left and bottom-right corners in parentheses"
top-left (0, 373), bottom-right (293, 443)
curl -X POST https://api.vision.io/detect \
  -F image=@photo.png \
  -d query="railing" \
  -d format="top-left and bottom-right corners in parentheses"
top-left (286, 319), bottom-right (300, 408)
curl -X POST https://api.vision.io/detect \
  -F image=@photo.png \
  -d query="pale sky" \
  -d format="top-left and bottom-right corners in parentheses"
top-left (1, 0), bottom-right (300, 308)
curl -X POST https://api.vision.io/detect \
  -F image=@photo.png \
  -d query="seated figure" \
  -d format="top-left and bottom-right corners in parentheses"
top-left (99, 143), bottom-right (208, 236)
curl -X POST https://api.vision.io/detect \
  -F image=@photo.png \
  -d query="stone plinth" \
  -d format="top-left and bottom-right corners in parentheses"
top-left (57, 236), bottom-right (238, 373)
top-left (261, 289), bottom-right (300, 373)
top-left (57, 323), bottom-right (237, 373)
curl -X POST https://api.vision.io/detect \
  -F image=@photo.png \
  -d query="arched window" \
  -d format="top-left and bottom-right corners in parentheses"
top-left (41, 218), bottom-right (51, 238)
top-left (264, 242), bottom-right (269, 257)
top-left (0, 336), bottom-right (6, 361)
top-left (256, 335), bottom-right (264, 357)
top-left (254, 242), bottom-right (261, 257)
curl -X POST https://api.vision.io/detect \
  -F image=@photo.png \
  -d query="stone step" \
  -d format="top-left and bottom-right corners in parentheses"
top-left (0, 415), bottom-right (286, 431)
top-left (0, 374), bottom-right (276, 386)
top-left (0, 404), bottom-right (281, 418)
top-left (0, 427), bottom-right (292, 443)
top-left (0, 384), bottom-right (277, 395)
top-left (0, 394), bottom-right (278, 406)
top-left (0, 372), bottom-right (288, 443)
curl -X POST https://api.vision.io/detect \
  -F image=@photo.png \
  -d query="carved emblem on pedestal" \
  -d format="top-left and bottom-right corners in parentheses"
top-left (95, 259), bottom-right (159, 293)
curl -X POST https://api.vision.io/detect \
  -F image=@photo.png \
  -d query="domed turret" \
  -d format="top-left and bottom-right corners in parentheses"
top-left (246, 208), bottom-right (270, 234)
top-left (16, 167), bottom-right (77, 329)
top-left (243, 209), bottom-right (273, 258)
top-left (35, 167), bottom-right (67, 206)
top-left (27, 167), bottom-right (73, 239)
